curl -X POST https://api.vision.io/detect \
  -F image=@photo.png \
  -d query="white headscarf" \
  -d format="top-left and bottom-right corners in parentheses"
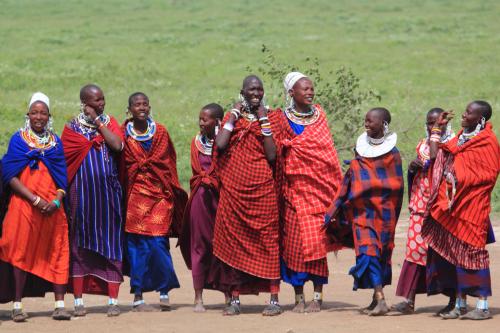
top-left (29, 92), bottom-right (50, 111)
top-left (283, 72), bottom-right (308, 92)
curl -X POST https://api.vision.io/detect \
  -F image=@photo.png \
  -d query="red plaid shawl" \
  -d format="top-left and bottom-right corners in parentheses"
top-left (429, 123), bottom-right (500, 248)
top-left (278, 106), bottom-right (342, 266)
top-left (179, 136), bottom-right (219, 269)
top-left (62, 116), bottom-right (122, 183)
top-left (120, 122), bottom-right (187, 237)
top-left (212, 110), bottom-right (283, 279)
top-left (324, 148), bottom-right (404, 258)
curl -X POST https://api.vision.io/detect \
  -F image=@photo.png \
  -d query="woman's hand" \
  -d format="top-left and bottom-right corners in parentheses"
top-left (409, 158), bottom-right (424, 172)
top-left (436, 110), bottom-right (454, 127)
top-left (84, 104), bottom-right (99, 122)
top-left (38, 198), bottom-right (57, 215)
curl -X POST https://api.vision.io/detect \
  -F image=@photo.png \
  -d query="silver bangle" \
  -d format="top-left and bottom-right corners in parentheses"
top-left (223, 122), bottom-right (234, 132)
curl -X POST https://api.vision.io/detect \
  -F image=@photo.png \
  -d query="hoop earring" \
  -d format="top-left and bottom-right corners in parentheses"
top-left (383, 121), bottom-right (389, 136)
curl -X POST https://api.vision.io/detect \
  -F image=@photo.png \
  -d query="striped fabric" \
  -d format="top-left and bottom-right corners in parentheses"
top-left (429, 123), bottom-right (500, 248)
top-left (68, 119), bottom-right (124, 261)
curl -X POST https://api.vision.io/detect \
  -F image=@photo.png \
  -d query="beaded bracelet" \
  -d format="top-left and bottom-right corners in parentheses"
top-left (32, 196), bottom-right (41, 207)
top-left (57, 188), bottom-right (66, 196)
top-left (258, 116), bottom-right (269, 123)
top-left (52, 199), bottom-right (61, 209)
top-left (223, 122), bottom-right (234, 132)
top-left (429, 134), bottom-right (441, 142)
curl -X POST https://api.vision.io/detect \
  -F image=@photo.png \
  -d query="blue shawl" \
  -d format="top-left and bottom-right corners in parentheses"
top-left (1, 131), bottom-right (68, 191)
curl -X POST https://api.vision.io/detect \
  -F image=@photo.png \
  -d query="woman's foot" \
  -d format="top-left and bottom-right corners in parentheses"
top-left (292, 300), bottom-right (306, 313)
top-left (73, 305), bottom-right (87, 317)
top-left (361, 298), bottom-right (377, 314)
top-left (262, 303), bottom-right (283, 316)
top-left (223, 301), bottom-right (241, 316)
top-left (391, 301), bottom-right (415, 315)
top-left (435, 299), bottom-right (456, 316)
top-left (52, 307), bottom-right (72, 320)
top-left (160, 297), bottom-right (171, 311)
top-left (194, 301), bottom-right (206, 313)
top-left (305, 300), bottom-right (322, 313)
top-left (107, 304), bottom-right (120, 317)
top-left (368, 299), bottom-right (389, 316)
top-left (12, 309), bottom-right (28, 323)
top-left (440, 307), bottom-right (466, 319)
top-left (461, 309), bottom-right (492, 320)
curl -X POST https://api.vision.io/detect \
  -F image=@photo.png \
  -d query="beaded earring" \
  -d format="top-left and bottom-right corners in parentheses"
top-left (23, 114), bottom-right (30, 131)
top-left (383, 121), bottom-right (389, 136)
top-left (45, 116), bottom-right (54, 132)
top-left (480, 117), bottom-right (486, 129)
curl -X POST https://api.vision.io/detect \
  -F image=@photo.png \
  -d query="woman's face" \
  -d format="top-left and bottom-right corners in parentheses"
top-left (199, 108), bottom-right (218, 139)
top-left (461, 103), bottom-right (483, 131)
top-left (426, 112), bottom-right (440, 135)
top-left (84, 88), bottom-right (106, 115)
top-left (28, 101), bottom-right (50, 133)
top-left (128, 95), bottom-right (151, 122)
top-left (241, 78), bottom-right (264, 109)
top-left (290, 78), bottom-right (314, 107)
top-left (364, 110), bottom-right (384, 139)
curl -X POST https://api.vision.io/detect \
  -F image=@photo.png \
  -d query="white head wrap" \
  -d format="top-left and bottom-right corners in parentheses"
top-left (29, 92), bottom-right (50, 111)
top-left (283, 72), bottom-right (308, 92)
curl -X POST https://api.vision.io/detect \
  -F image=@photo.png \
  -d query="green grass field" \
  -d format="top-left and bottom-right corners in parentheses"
top-left (0, 0), bottom-right (499, 209)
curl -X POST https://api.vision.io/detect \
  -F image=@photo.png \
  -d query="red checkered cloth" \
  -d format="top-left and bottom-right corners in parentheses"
top-left (277, 106), bottom-right (342, 275)
top-left (212, 110), bottom-right (283, 280)
top-left (324, 148), bottom-right (404, 258)
top-left (120, 121), bottom-right (187, 237)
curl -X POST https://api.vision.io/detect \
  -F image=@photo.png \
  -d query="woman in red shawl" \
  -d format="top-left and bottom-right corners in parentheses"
top-left (121, 92), bottom-right (187, 311)
top-left (210, 75), bottom-right (283, 316)
top-left (423, 101), bottom-right (500, 320)
top-left (278, 72), bottom-right (342, 313)
top-left (179, 103), bottom-right (227, 312)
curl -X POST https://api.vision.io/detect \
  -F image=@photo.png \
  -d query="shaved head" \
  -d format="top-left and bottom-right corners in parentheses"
top-left (80, 84), bottom-right (103, 102)
top-left (242, 75), bottom-right (263, 89)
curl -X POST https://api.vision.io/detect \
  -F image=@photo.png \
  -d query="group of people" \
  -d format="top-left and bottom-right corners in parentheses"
top-left (0, 71), bottom-right (498, 325)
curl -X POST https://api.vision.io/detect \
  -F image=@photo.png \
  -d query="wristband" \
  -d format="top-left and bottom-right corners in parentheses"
top-left (32, 196), bottom-right (41, 206)
top-left (258, 116), bottom-right (269, 122)
top-left (52, 199), bottom-right (61, 209)
top-left (223, 122), bottom-right (234, 132)
top-left (98, 122), bottom-right (106, 129)
top-left (57, 188), bottom-right (66, 196)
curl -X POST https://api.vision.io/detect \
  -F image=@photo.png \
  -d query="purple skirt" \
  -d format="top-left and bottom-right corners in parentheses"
top-left (395, 260), bottom-right (426, 299)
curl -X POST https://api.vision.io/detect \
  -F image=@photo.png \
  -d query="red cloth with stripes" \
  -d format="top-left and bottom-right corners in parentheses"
top-left (120, 122), bottom-right (188, 237)
top-left (278, 106), bottom-right (342, 276)
top-left (179, 136), bottom-right (219, 269)
top-left (62, 116), bottom-right (122, 183)
top-left (430, 123), bottom-right (500, 248)
top-left (212, 110), bottom-right (283, 280)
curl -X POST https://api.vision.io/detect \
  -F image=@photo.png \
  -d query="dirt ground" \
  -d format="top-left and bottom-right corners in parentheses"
top-left (1, 214), bottom-right (499, 333)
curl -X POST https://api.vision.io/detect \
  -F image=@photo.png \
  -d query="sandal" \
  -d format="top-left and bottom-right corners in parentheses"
top-left (12, 308), bottom-right (28, 323)
top-left (223, 302), bottom-right (241, 316)
top-left (262, 303), bottom-right (283, 316)
top-left (73, 305), bottom-right (87, 317)
top-left (391, 301), bottom-right (415, 315)
top-left (107, 304), bottom-right (121, 317)
top-left (52, 307), bottom-right (72, 320)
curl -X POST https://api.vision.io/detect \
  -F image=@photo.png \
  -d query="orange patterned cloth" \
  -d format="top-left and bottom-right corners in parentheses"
top-left (121, 122), bottom-right (187, 237)
top-left (0, 162), bottom-right (69, 284)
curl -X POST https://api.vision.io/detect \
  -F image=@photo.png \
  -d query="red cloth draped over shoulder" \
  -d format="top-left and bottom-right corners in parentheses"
top-left (61, 116), bottom-right (123, 183)
top-left (277, 105), bottom-right (342, 263)
top-left (430, 123), bottom-right (500, 248)
top-left (212, 110), bottom-right (284, 280)
top-left (179, 136), bottom-right (219, 268)
top-left (120, 121), bottom-right (187, 237)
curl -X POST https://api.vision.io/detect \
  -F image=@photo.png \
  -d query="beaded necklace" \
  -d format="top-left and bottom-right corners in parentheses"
top-left (457, 123), bottom-right (481, 146)
top-left (195, 133), bottom-right (214, 155)
top-left (20, 127), bottom-right (56, 150)
top-left (126, 118), bottom-right (156, 142)
top-left (367, 134), bottom-right (386, 146)
top-left (284, 105), bottom-right (319, 126)
top-left (77, 112), bottom-right (111, 134)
